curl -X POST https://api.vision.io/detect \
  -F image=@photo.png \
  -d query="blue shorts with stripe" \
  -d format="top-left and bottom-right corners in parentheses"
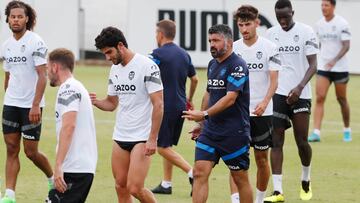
top-left (195, 133), bottom-right (250, 171)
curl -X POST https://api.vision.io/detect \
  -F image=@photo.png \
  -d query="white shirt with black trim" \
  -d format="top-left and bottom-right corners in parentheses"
top-left (107, 53), bottom-right (163, 142)
top-left (233, 36), bottom-right (282, 116)
top-left (55, 77), bottom-right (97, 174)
top-left (316, 15), bottom-right (351, 72)
top-left (1, 31), bottom-right (47, 108)
top-left (266, 22), bottom-right (319, 99)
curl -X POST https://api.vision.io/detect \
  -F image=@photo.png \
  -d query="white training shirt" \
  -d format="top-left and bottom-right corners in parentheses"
top-left (55, 77), bottom-right (97, 174)
top-left (316, 15), bottom-right (351, 72)
top-left (108, 53), bottom-right (163, 142)
top-left (1, 31), bottom-right (47, 108)
top-left (266, 22), bottom-right (319, 99)
top-left (233, 36), bottom-right (281, 116)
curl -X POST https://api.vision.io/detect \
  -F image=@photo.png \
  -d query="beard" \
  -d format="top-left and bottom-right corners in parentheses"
top-left (210, 46), bottom-right (227, 58)
top-left (112, 49), bottom-right (123, 65)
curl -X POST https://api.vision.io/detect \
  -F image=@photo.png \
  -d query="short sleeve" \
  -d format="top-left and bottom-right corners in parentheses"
top-left (57, 85), bottom-right (81, 116)
top-left (144, 62), bottom-right (163, 94)
top-left (148, 50), bottom-right (161, 66)
top-left (32, 38), bottom-right (48, 67)
top-left (226, 61), bottom-right (248, 93)
top-left (268, 43), bottom-right (282, 71)
top-left (340, 22), bottom-right (351, 41)
top-left (304, 27), bottom-right (319, 56)
top-left (107, 68), bottom-right (117, 96)
top-left (187, 54), bottom-right (196, 77)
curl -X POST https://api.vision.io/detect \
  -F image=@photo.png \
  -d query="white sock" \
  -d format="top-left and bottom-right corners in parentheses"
top-left (255, 188), bottom-right (266, 203)
top-left (343, 127), bottom-right (351, 133)
top-left (313, 129), bottom-right (321, 136)
top-left (272, 174), bottom-right (283, 194)
top-left (187, 169), bottom-right (193, 178)
top-left (231, 193), bottom-right (239, 203)
top-left (5, 189), bottom-right (15, 199)
top-left (161, 180), bottom-right (172, 188)
top-left (301, 165), bottom-right (311, 181)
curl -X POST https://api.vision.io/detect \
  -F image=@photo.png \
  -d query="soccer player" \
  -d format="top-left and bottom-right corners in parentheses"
top-left (229, 5), bottom-right (280, 203)
top-left (264, 0), bottom-right (319, 202)
top-left (183, 24), bottom-right (253, 203)
top-left (92, 27), bottom-right (164, 203)
top-left (46, 48), bottom-right (98, 203)
top-left (308, 0), bottom-right (352, 142)
top-left (1, 1), bottom-right (53, 202)
top-left (149, 19), bottom-right (198, 195)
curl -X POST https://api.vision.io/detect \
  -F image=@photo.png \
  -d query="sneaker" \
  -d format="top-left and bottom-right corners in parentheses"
top-left (189, 177), bottom-right (193, 197)
top-left (308, 132), bottom-right (320, 142)
top-left (264, 191), bottom-right (284, 202)
top-left (300, 181), bottom-right (312, 201)
top-left (1, 196), bottom-right (16, 203)
top-left (343, 131), bottom-right (352, 142)
top-left (151, 183), bottom-right (172, 195)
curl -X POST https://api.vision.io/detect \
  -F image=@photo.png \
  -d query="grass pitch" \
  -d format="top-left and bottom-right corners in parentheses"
top-left (0, 66), bottom-right (359, 203)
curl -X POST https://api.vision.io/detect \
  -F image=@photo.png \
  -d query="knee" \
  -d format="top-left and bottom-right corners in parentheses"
top-left (336, 96), bottom-right (347, 106)
top-left (115, 179), bottom-right (128, 193)
top-left (6, 143), bottom-right (20, 157)
top-left (157, 147), bottom-right (166, 155)
top-left (316, 94), bottom-right (326, 104)
top-left (127, 184), bottom-right (143, 197)
top-left (24, 148), bottom-right (38, 161)
top-left (255, 156), bottom-right (269, 169)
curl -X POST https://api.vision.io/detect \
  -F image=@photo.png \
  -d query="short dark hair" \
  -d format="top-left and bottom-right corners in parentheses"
top-left (275, 0), bottom-right (293, 10)
top-left (49, 48), bottom-right (75, 73)
top-left (208, 24), bottom-right (233, 40)
top-left (157, 19), bottom-right (176, 39)
top-left (234, 5), bottom-right (259, 21)
top-left (323, 0), bottom-right (336, 6)
top-left (95, 26), bottom-right (128, 50)
top-left (5, 0), bottom-right (37, 30)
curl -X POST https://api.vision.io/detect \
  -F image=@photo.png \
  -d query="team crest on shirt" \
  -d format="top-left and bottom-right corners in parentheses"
top-left (256, 51), bottom-right (263, 60)
top-left (21, 45), bottom-right (26, 52)
top-left (235, 65), bottom-right (243, 72)
top-left (293, 35), bottom-right (299, 42)
top-left (236, 53), bottom-right (242, 58)
top-left (332, 25), bottom-right (337, 32)
top-left (65, 84), bottom-right (70, 89)
top-left (128, 71), bottom-right (135, 80)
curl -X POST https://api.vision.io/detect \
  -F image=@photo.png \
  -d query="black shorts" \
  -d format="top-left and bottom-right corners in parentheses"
top-left (115, 140), bottom-right (146, 152)
top-left (273, 94), bottom-right (311, 130)
top-left (250, 116), bottom-right (272, 151)
top-left (47, 173), bottom-right (94, 203)
top-left (195, 134), bottom-right (250, 171)
top-left (2, 105), bottom-right (42, 141)
top-left (157, 111), bottom-right (184, 147)
top-left (317, 70), bottom-right (349, 84)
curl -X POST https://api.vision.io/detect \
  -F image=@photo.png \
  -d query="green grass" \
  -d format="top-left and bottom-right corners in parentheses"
top-left (0, 66), bottom-right (359, 203)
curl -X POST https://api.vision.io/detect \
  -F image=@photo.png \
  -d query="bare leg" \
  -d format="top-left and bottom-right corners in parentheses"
top-left (335, 82), bottom-right (350, 128)
top-left (23, 139), bottom-right (53, 178)
top-left (4, 132), bottom-right (21, 190)
top-left (192, 160), bottom-right (214, 203)
top-left (313, 76), bottom-right (331, 130)
top-left (231, 170), bottom-right (253, 203)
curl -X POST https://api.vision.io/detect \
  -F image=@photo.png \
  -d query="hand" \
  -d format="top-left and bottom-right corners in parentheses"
top-left (54, 165), bottom-right (67, 193)
top-left (89, 92), bottom-right (98, 105)
top-left (189, 123), bottom-right (202, 141)
top-left (182, 110), bottom-right (205, 122)
top-left (252, 100), bottom-right (268, 116)
top-left (29, 105), bottom-right (41, 124)
top-left (144, 139), bottom-right (156, 156)
top-left (186, 98), bottom-right (194, 110)
top-left (325, 59), bottom-right (336, 70)
top-left (286, 85), bottom-right (302, 105)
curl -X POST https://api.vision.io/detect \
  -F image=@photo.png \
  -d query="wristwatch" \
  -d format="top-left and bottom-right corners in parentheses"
top-left (203, 111), bottom-right (209, 120)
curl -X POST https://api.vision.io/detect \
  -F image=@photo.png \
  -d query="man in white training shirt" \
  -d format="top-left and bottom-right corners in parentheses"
top-left (46, 48), bottom-right (97, 203)
top-left (309, 0), bottom-right (352, 142)
top-left (92, 27), bottom-right (164, 203)
top-left (264, 0), bottom-right (318, 202)
top-left (229, 5), bottom-right (280, 203)
top-left (1, 2), bottom-right (53, 202)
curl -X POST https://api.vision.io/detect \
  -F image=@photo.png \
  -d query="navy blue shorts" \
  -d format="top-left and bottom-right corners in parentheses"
top-left (250, 116), bottom-right (272, 151)
top-left (317, 70), bottom-right (349, 84)
top-left (157, 111), bottom-right (184, 147)
top-left (195, 134), bottom-right (250, 171)
top-left (272, 94), bottom-right (311, 130)
top-left (2, 105), bottom-right (42, 141)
